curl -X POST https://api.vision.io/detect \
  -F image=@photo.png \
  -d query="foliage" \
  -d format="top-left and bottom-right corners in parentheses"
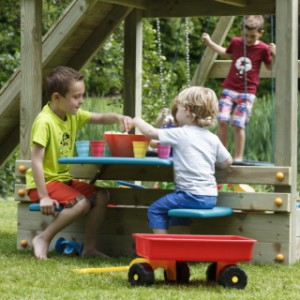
top-left (0, 0), bottom-right (20, 87)
top-left (83, 26), bottom-right (124, 97)
top-left (0, 0), bottom-right (71, 88)
top-left (0, 149), bottom-right (20, 200)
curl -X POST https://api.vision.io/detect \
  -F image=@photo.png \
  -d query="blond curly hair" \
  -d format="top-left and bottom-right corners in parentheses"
top-left (171, 86), bottom-right (219, 127)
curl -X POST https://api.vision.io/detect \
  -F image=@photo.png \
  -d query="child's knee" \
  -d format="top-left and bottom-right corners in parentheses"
top-left (218, 120), bottom-right (229, 128)
top-left (74, 197), bottom-right (91, 215)
top-left (94, 189), bottom-right (110, 206)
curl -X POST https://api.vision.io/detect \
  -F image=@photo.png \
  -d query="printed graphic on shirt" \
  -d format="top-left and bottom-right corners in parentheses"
top-left (59, 132), bottom-right (71, 157)
top-left (235, 56), bottom-right (252, 78)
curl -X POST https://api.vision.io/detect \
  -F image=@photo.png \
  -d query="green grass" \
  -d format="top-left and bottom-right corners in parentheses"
top-left (1, 200), bottom-right (300, 299)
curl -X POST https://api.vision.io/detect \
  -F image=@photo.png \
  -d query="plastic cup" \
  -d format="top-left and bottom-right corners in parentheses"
top-left (157, 143), bottom-right (171, 159)
top-left (103, 143), bottom-right (111, 157)
top-left (132, 141), bottom-right (148, 158)
top-left (75, 141), bottom-right (90, 157)
top-left (90, 140), bottom-right (105, 157)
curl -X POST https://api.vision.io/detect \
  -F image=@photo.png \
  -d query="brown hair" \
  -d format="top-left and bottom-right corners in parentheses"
top-left (45, 66), bottom-right (83, 100)
top-left (243, 15), bottom-right (264, 32)
top-left (171, 86), bottom-right (219, 127)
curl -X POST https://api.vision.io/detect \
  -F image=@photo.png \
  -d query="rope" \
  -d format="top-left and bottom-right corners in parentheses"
top-left (155, 17), bottom-right (191, 109)
top-left (270, 15), bottom-right (275, 163)
top-left (166, 18), bottom-right (184, 105)
top-left (242, 16), bottom-right (250, 161)
top-left (155, 18), bottom-right (166, 108)
top-left (185, 17), bottom-right (191, 87)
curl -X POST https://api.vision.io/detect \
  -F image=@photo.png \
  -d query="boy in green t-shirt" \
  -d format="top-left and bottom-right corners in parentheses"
top-left (26, 66), bottom-right (133, 260)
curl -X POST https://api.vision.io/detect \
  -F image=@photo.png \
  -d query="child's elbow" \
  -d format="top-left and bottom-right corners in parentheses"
top-left (225, 156), bottom-right (233, 168)
top-left (217, 157), bottom-right (233, 169)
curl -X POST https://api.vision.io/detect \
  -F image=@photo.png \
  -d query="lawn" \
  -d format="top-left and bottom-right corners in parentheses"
top-left (1, 200), bottom-right (300, 300)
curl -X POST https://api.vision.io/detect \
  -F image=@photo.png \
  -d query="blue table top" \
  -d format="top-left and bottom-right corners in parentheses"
top-left (58, 156), bottom-right (173, 166)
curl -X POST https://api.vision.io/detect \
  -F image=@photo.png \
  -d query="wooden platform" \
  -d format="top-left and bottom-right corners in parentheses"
top-left (15, 159), bottom-right (300, 264)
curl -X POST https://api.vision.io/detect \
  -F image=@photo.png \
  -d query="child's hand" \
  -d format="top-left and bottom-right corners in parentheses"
top-left (202, 32), bottom-right (211, 45)
top-left (269, 43), bottom-right (276, 56)
top-left (161, 108), bottom-right (169, 116)
top-left (40, 196), bottom-right (60, 216)
top-left (119, 116), bottom-right (134, 132)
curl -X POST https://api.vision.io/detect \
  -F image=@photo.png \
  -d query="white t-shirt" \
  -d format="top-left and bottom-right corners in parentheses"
top-left (158, 125), bottom-right (230, 196)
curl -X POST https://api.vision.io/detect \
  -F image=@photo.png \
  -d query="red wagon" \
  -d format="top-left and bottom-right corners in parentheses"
top-left (128, 233), bottom-right (256, 289)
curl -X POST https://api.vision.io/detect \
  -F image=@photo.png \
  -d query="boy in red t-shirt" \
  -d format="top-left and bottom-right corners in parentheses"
top-left (202, 15), bottom-right (276, 161)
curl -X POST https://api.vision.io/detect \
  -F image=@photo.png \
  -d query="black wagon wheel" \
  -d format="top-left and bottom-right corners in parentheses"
top-left (206, 262), bottom-right (217, 281)
top-left (218, 265), bottom-right (248, 289)
top-left (164, 261), bottom-right (190, 283)
top-left (128, 263), bottom-right (155, 286)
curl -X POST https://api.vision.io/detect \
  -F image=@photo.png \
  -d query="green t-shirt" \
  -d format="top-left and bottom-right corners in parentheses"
top-left (26, 103), bottom-right (91, 189)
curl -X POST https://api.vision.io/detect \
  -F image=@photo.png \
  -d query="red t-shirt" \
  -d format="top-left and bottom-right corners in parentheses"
top-left (222, 37), bottom-right (272, 94)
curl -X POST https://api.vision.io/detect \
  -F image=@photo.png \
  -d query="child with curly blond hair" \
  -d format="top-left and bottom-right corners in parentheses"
top-left (134, 86), bottom-right (232, 233)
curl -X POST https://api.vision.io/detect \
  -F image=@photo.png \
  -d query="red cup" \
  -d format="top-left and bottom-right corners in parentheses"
top-left (90, 140), bottom-right (105, 157)
top-left (157, 143), bottom-right (171, 159)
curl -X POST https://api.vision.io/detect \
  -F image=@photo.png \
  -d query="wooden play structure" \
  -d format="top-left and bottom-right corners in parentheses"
top-left (1, 0), bottom-right (299, 264)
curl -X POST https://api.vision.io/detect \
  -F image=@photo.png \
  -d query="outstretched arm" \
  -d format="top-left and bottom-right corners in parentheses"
top-left (134, 116), bottom-right (159, 140)
top-left (90, 112), bottom-right (134, 132)
top-left (202, 33), bottom-right (230, 57)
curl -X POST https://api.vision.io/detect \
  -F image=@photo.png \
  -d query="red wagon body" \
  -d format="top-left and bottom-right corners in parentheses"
top-left (134, 233), bottom-right (256, 264)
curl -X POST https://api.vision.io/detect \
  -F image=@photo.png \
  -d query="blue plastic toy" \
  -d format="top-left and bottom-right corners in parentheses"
top-left (29, 203), bottom-right (64, 212)
top-left (55, 237), bottom-right (83, 256)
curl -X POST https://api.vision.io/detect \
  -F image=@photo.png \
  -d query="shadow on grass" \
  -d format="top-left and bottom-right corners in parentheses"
top-left (147, 278), bottom-right (218, 288)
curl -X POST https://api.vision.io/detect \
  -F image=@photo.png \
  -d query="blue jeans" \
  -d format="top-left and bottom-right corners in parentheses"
top-left (148, 190), bottom-right (217, 230)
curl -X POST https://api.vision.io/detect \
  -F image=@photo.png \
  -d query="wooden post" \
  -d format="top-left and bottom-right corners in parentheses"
top-left (123, 9), bottom-right (143, 121)
top-left (275, 0), bottom-right (298, 263)
top-left (20, 0), bottom-right (42, 159)
top-left (191, 16), bottom-right (235, 86)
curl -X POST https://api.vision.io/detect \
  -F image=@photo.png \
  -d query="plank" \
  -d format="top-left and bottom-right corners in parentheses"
top-left (98, 0), bottom-right (147, 9)
top-left (20, 0), bottom-right (42, 159)
top-left (190, 212), bottom-right (290, 244)
top-left (191, 16), bottom-right (235, 86)
top-left (252, 241), bottom-right (290, 264)
top-left (69, 164), bottom-right (291, 185)
top-left (218, 191), bottom-right (291, 212)
top-left (214, 0), bottom-right (248, 7)
top-left (124, 9), bottom-right (143, 119)
top-left (15, 185), bottom-right (292, 213)
top-left (274, 0), bottom-right (298, 264)
top-left (143, 0), bottom-right (276, 17)
top-left (208, 60), bottom-right (280, 78)
top-left (216, 166), bottom-right (291, 185)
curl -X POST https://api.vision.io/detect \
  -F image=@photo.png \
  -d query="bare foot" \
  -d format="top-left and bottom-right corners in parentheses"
top-left (81, 248), bottom-right (110, 259)
top-left (32, 235), bottom-right (49, 260)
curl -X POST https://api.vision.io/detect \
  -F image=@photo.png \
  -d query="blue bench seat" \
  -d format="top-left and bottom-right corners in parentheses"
top-left (168, 206), bottom-right (233, 218)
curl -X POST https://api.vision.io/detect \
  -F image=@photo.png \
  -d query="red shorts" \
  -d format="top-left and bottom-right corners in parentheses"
top-left (27, 180), bottom-right (97, 208)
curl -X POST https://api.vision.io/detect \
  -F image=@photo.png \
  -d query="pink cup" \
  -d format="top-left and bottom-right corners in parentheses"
top-left (157, 143), bottom-right (171, 159)
top-left (90, 140), bottom-right (105, 157)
